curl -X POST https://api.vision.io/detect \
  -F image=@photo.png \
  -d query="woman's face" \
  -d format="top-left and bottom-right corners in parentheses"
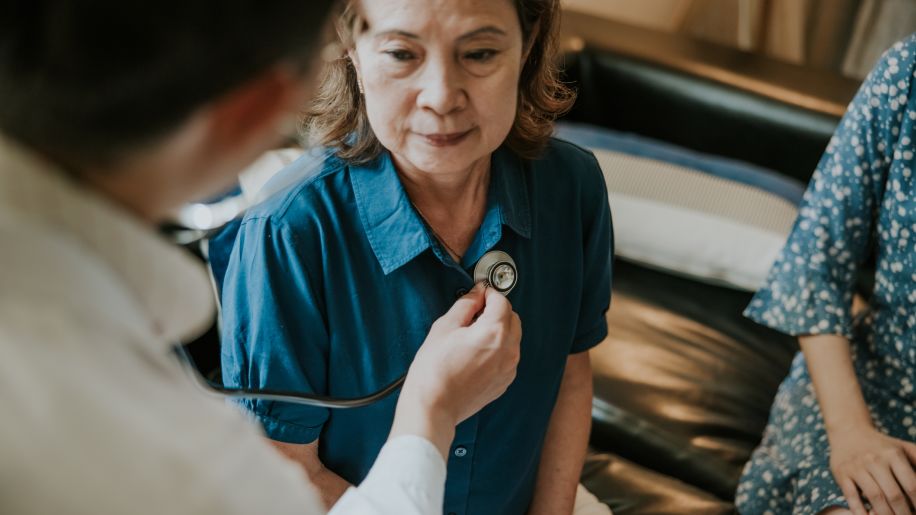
top-left (350, 0), bottom-right (525, 176)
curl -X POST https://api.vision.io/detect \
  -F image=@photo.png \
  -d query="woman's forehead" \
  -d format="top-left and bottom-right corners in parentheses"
top-left (357, 0), bottom-right (520, 39)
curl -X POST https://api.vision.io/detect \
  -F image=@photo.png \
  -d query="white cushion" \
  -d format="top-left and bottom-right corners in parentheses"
top-left (557, 122), bottom-right (804, 291)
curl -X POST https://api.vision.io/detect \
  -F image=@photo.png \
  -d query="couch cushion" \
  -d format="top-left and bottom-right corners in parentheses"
top-left (581, 451), bottom-right (734, 515)
top-left (589, 259), bottom-right (796, 498)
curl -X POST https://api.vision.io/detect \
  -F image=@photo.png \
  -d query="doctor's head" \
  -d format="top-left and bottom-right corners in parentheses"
top-left (0, 1), bottom-right (335, 221)
top-left (306, 0), bottom-right (573, 176)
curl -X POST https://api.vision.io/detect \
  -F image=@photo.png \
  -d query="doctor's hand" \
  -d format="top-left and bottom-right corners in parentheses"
top-left (389, 283), bottom-right (521, 459)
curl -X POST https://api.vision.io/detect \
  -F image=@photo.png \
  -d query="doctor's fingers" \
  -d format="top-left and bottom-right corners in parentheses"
top-left (474, 286), bottom-right (516, 325)
top-left (466, 308), bottom-right (521, 356)
top-left (435, 283), bottom-right (487, 330)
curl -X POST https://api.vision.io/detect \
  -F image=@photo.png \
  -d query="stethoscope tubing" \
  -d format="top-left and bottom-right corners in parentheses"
top-left (175, 242), bottom-right (516, 409)
top-left (176, 344), bottom-right (407, 408)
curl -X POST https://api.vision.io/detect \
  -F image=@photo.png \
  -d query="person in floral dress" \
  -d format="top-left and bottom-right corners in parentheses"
top-left (736, 35), bottom-right (916, 515)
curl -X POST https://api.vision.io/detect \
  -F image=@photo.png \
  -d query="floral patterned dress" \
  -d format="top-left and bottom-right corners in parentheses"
top-left (735, 35), bottom-right (916, 515)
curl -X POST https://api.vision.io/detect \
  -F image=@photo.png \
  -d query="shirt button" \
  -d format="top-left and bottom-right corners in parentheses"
top-left (454, 288), bottom-right (469, 299)
top-left (454, 446), bottom-right (468, 457)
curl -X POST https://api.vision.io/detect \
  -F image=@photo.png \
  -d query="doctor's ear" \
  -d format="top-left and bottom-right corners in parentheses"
top-left (203, 65), bottom-right (309, 154)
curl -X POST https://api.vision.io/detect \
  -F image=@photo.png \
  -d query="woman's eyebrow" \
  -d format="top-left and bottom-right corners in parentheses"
top-left (372, 26), bottom-right (507, 41)
top-left (458, 26), bottom-right (507, 41)
top-left (374, 29), bottom-right (420, 41)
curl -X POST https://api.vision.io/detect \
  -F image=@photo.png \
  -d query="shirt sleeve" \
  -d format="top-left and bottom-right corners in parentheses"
top-left (220, 215), bottom-right (330, 444)
top-left (571, 151), bottom-right (614, 354)
top-left (329, 436), bottom-right (447, 515)
top-left (744, 39), bottom-right (910, 338)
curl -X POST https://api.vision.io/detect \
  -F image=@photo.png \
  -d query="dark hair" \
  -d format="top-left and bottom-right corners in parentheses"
top-left (305, 0), bottom-right (574, 163)
top-left (0, 1), bottom-right (336, 167)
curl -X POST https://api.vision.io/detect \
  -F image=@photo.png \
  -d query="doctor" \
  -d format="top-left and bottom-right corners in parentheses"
top-left (0, 1), bottom-right (521, 514)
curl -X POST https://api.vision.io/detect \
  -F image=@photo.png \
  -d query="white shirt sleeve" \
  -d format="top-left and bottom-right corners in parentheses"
top-left (329, 435), bottom-right (447, 515)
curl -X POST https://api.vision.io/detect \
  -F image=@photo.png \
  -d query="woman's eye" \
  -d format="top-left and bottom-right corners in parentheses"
top-left (384, 49), bottom-right (415, 62)
top-left (464, 49), bottom-right (498, 62)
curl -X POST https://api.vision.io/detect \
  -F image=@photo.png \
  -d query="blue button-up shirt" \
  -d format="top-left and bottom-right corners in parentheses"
top-left (217, 139), bottom-right (613, 515)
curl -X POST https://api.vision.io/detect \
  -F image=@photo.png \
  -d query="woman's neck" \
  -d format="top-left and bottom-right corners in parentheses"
top-left (395, 155), bottom-right (491, 219)
top-left (393, 154), bottom-right (492, 261)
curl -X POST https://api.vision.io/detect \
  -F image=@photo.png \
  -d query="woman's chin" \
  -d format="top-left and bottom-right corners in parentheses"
top-left (395, 140), bottom-right (494, 175)
top-left (402, 155), bottom-right (482, 176)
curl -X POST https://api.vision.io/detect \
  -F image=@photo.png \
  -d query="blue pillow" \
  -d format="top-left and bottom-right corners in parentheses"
top-left (556, 122), bottom-right (804, 204)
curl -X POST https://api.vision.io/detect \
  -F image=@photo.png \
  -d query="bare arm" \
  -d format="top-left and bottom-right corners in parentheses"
top-left (270, 389), bottom-right (461, 511)
top-left (271, 440), bottom-right (351, 509)
top-left (802, 334), bottom-right (916, 515)
top-left (801, 334), bottom-right (872, 438)
top-left (528, 351), bottom-right (593, 515)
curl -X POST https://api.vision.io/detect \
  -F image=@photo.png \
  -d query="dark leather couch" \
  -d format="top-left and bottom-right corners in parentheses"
top-left (558, 13), bottom-right (861, 514)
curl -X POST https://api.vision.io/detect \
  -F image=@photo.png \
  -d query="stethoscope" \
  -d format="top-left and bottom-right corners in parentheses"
top-left (171, 181), bottom-right (518, 409)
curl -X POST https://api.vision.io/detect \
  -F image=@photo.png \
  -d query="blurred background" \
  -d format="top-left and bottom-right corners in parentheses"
top-left (563, 0), bottom-right (916, 79)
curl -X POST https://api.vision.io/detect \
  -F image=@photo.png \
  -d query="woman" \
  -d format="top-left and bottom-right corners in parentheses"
top-left (218, 0), bottom-right (613, 514)
top-left (736, 36), bottom-right (916, 515)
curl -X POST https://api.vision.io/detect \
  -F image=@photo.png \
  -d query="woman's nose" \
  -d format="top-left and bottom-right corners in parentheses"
top-left (415, 58), bottom-right (467, 115)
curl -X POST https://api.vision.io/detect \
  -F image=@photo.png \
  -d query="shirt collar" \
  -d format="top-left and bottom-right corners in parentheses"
top-left (490, 145), bottom-right (532, 240)
top-left (349, 146), bottom-right (531, 276)
top-left (349, 151), bottom-right (431, 275)
top-left (0, 135), bottom-right (215, 347)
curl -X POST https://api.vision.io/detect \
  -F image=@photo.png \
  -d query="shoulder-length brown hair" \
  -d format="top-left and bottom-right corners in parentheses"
top-left (303, 0), bottom-right (575, 163)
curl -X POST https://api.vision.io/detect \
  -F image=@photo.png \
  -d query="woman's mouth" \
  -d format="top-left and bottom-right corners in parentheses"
top-left (420, 129), bottom-right (472, 147)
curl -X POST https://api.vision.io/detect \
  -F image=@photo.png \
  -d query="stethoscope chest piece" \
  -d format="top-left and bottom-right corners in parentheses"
top-left (474, 250), bottom-right (518, 295)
